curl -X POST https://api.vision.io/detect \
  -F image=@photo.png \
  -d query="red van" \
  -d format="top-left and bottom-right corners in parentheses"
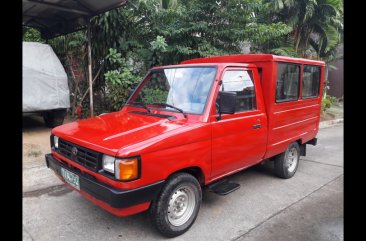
top-left (46, 54), bottom-right (324, 237)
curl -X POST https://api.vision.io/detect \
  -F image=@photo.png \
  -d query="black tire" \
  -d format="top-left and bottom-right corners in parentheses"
top-left (274, 142), bottom-right (300, 179)
top-left (43, 109), bottom-right (66, 128)
top-left (149, 172), bottom-right (202, 238)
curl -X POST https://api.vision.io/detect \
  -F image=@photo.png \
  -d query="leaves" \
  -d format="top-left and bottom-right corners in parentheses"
top-left (104, 48), bottom-right (141, 111)
top-left (150, 36), bottom-right (168, 52)
top-left (23, 27), bottom-right (44, 42)
top-left (106, 48), bottom-right (123, 65)
top-left (265, 0), bottom-right (343, 61)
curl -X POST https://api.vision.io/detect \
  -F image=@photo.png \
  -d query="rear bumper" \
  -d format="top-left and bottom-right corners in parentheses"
top-left (45, 154), bottom-right (164, 211)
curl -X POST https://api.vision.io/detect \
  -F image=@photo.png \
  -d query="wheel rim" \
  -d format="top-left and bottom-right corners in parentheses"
top-left (167, 185), bottom-right (196, 227)
top-left (286, 147), bottom-right (298, 173)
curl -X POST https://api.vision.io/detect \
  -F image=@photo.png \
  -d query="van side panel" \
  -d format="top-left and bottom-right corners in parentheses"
top-left (264, 63), bottom-right (324, 158)
top-left (237, 60), bottom-right (324, 159)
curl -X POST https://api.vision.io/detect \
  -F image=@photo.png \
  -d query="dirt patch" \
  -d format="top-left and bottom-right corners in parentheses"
top-left (23, 116), bottom-right (54, 170)
top-left (23, 143), bottom-right (43, 158)
top-left (320, 112), bottom-right (336, 121)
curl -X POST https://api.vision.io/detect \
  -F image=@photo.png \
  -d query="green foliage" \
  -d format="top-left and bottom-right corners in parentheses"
top-left (161, 0), bottom-right (177, 9)
top-left (104, 48), bottom-right (141, 111)
top-left (327, 95), bottom-right (338, 104)
top-left (321, 98), bottom-right (331, 111)
top-left (150, 36), bottom-right (168, 52)
top-left (106, 48), bottom-right (124, 65)
top-left (271, 47), bottom-right (300, 57)
top-left (23, 27), bottom-right (44, 42)
top-left (149, 0), bottom-right (289, 62)
top-left (264, 0), bottom-right (343, 61)
top-left (49, 31), bottom-right (86, 59)
top-left (321, 95), bottom-right (337, 111)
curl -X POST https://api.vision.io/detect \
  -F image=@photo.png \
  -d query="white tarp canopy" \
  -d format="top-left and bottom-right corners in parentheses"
top-left (22, 42), bottom-right (70, 112)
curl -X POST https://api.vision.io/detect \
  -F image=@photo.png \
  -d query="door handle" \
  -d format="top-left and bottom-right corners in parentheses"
top-left (253, 124), bottom-right (261, 129)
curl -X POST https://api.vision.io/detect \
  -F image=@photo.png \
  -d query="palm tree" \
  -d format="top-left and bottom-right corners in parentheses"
top-left (266, 0), bottom-right (343, 61)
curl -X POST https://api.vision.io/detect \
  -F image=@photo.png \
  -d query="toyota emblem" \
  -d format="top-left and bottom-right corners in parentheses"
top-left (72, 147), bottom-right (78, 156)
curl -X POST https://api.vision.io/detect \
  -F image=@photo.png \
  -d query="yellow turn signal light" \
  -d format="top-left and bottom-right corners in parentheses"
top-left (115, 158), bottom-right (139, 181)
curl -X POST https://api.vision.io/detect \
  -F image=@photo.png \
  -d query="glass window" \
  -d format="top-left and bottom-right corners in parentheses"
top-left (276, 63), bottom-right (300, 102)
top-left (302, 65), bottom-right (321, 98)
top-left (218, 70), bottom-right (256, 112)
top-left (131, 67), bottom-right (216, 114)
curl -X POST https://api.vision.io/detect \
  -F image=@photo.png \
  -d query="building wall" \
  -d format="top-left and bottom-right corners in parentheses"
top-left (327, 43), bottom-right (343, 99)
top-left (327, 59), bottom-right (344, 98)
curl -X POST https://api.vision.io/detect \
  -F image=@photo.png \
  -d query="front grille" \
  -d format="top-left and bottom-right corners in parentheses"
top-left (58, 139), bottom-right (101, 171)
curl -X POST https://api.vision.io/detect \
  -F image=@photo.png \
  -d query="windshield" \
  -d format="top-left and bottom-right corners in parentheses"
top-left (129, 67), bottom-right (216, 114)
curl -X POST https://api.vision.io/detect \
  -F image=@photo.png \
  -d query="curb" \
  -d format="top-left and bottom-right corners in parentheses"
top-left (319, 118), bottom-right (343, 129)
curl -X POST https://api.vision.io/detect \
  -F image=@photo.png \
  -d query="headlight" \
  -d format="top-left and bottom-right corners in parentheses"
top-left (54, 136), bottom-right (59, 149)
top-left (102, 155), bottom-right (115, 174)
top-left (115, 157), bottom-right (139, 181)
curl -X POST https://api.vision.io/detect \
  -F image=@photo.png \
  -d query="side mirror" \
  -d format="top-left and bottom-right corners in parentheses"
top-left (218, 91), bottom-right (236, 118)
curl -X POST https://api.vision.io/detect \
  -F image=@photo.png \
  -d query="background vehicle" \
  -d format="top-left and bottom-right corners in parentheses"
top-left (23, 42), bottom-right (70, 127)
top-left (46, 54), bottom-right (324, 237)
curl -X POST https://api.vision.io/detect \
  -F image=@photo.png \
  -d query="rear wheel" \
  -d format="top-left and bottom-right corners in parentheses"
top-left (149, 173), bottom-right (202, 238)
top-left (274, 142), bottom-right (300, 179)
top-left (43, 109), bottom-right (67, 128)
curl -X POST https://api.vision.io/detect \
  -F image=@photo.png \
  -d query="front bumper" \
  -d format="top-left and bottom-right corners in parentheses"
top-left (45, 154), bottom-right (164, 209)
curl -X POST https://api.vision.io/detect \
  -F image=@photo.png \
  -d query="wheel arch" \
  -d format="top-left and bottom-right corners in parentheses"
top-left (168, 166), bottom-right (205, 186)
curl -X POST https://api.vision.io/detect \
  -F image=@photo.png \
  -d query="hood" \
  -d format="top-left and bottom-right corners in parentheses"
top-left (52, 110), bottom-right (188, 155)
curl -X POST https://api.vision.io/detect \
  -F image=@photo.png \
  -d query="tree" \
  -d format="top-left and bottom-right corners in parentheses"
top-left (150, 0), bottom-right (292, 63)
top-left (266, 0), bottom-right (343, 60)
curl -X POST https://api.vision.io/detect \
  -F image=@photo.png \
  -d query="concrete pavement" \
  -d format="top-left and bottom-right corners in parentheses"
top-left (23, 117), bottom-right (343, 241)
top-left (236, 175), bottom-right (343, 241)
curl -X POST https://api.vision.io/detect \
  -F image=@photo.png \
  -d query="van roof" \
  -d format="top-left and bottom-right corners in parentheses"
top-left (152, 62), bottom-right (257, 70)
top-left (181, 54), bottom-right (325, 66)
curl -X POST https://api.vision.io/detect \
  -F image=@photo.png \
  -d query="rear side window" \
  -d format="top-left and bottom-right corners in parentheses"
top-left (276, 63), bottom-right (300, 102)
top-left (219, 70), bottom-right (256, 112)
top-left (302, 65), bottom-right (321, 98)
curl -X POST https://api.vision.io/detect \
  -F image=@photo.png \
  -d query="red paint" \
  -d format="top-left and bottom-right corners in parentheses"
top-left (51, 54), bottom-right (325, 216)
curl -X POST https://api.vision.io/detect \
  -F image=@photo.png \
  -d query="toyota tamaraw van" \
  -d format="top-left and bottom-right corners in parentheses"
top-left (45, 54), bottom-right (324, 237)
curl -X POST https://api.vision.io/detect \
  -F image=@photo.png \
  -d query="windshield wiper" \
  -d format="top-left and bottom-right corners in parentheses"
top-left (131, 102), bottom-right (151, 113)
top-left (151, 103), bottom-right (187, 118)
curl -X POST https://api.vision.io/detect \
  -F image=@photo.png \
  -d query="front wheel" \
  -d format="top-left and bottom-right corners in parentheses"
top-left (274, 142), bottom-right (300, 179)
top-left (149, 173), bottom-right (202, 238)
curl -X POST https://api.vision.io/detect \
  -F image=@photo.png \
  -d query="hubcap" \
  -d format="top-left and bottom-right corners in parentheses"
top-left (167, 185), bottom-right (196, 226)
top-left (286, 147), bottom-right (298, 173)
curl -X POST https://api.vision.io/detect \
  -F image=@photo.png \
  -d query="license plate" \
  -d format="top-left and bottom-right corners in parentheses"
top-left (61, 167), bottom-right (80, 190)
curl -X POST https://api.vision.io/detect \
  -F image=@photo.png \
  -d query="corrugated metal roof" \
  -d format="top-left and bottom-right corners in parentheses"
top-left (23, 0), bottom-right (128, 39)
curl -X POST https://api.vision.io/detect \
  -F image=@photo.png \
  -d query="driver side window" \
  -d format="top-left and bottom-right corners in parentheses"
top-left (217, 70), bottom-right (257, 113)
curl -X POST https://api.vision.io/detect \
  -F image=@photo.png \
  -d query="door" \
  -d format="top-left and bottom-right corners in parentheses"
top-left (211, 68), bottom-right (267, 179)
